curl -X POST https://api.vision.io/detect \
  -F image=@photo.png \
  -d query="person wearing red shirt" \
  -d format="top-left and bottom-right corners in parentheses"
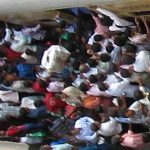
top-left (44, 92), bottom-right (67, 113)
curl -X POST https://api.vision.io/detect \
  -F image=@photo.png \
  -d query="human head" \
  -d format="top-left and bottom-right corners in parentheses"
top-left (106, 45), bottom-right (114, 53)
top-left (88, 75), bottom-right (98, 84)
top-left (34, 100), bottom-right (44, 108)
top-left (100, 15), bottom-right (113, 26)
top-left (87, 59), bottom-right (98, 67)
top-left (94, 34), bottom-right (104, 42)
top-left (23, 80), bottom-right (33, 87)
top-left (114, 35), bottom-right (127, 47)
top-left (124, 26), bottom-right (132, 37)
top-left (100, 53), bottom-right (111, 62)
top-left (19, 107), bottom-right (30, 117)
top-left (120, 68), bottom-right (132, 78)
top-left (79, 64), bottom-right (90, 73)
top-left (124, 43), bottom-right (137, 54)
top-left (111, 135), bottom-right (122, 145)
top-left (98, 82), bottom-right (108, 91)
top-left (122, 55), bottom-right (135, 65)
top-left (125, 109), bottom-right (135, 117)
top-left (71, 60), bottom-right (80, 71)
top-left (134, 90), bottom-right (145, 100)
top-left (13, 25), bottom-right (22, 31)
top-left (25, 49), bottom-right (36, 56)
top-left (79, 82), bottom-right (89, 93)
top-left (90, 123), bottom-right (99, 132)
top-left (91, 43), bottom-right (102, 53)
top-left (97, 73), bottom-right (107, 82)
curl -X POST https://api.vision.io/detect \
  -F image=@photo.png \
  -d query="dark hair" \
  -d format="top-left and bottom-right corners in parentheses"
top-left (72, 60), bottom-right (80, 71)
top-left (148, 93), bottom-right (150, 100)
top-left (59, 20), bottom-right (66, 29)
top-left (98, 82), bottom-right (108, 91)
top-left (106, 45), bottom-right (114, 53)
top-left (88, 75), bottom-right (98, 83)
top-left (122, 55), bottom-right (135, 65)
top-left (91, 43), bottom-right (102, 53)
top-left (79, 82), bottom-right (89, 93)
top-left (124, 43), bottom-right (137, 54)
top-left (19, 108), bottom-right (29, 117)
top-left (0, 51), bottom-right (6, 58)
top-left (134, 90), bottom-right (145, 100)
top-left (100, 15), bottom-right (113, 26)
top-left (23, 80), bottom-right (33, 87)
top-left (98, 73), bottom-right (107, 82)
top-left (87, 59), bottom-right (98, 67)
top-left (38, 79), bottom-right (48, 88)
top-left (100, 53), bottom-right (111, 62)
top-left (124, 27), bottom-right (132, 37)
top-left (94, 34), bottom-right (104, 42)
top-left (25, 49), bottom-right (35, 56)
top-left (90, 123), bottom-right (99, 131)
top-left (13, 25), bottom-right (22, 31)
top-left (120, 68), bottom-right (131, 78)
top-left (34, 100), bottom-right (44, 107)
top-left (114, 36), bottom-right (127, 47)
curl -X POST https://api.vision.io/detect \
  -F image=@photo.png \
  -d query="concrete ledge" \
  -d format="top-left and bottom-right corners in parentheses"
top-left (0, 141), bottom-right (29, 150)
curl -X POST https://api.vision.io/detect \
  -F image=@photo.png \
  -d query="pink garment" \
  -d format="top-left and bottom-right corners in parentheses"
top-left (92, 15), bottom-right (110, 38)
top-left (121, 130), bottom-right (144, 148)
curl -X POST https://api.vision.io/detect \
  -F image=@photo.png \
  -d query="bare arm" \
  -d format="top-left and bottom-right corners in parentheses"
top-left (135, 17), bottom-right (141, 33)
top-left (141, 16), bottom-right (150, 37)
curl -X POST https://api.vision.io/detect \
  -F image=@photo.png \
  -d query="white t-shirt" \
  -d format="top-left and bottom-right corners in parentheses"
top-left (98, 117), bottom-right (122, 136)
top-left (104, 74), bottom-right (120, 85)
top-left (133, 50), bottom-right (150, 72)
top-left (106, 79), bottom-right (138, 97)
top-left (83, 67), bottom-right (98, 78)
top-left (96, 7), bottom-right (133, 27)
top-left (41, 45), bottom-right (70, 73)
top-left (75, 117), bottom-right (97, 143)
top-left (72, 75), bottom-right (86, 88)
top-left (51, 143), bottom-right (73, 150)
top-left (21, 96), bottom-right (44, 109)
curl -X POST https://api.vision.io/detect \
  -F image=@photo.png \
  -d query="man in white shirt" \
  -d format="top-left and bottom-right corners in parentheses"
top-left (98, 117), bottom-right (122, 137)
top-left (133, 50), bottom-right (150, 73)
top-left (41, 45), bottom-right (70, 73)
top-left (99, 79), bottom-right (139, 98)
top-left (72, 117), bottom-right (98, 143)
top-left (79, 64), bottom-right (98, 79)
top-left (96, 7), bottom-right (133, 27)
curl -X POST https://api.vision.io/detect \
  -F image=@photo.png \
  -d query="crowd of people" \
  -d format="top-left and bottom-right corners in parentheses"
top-left (0, 7), bottom-right (149, 150)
